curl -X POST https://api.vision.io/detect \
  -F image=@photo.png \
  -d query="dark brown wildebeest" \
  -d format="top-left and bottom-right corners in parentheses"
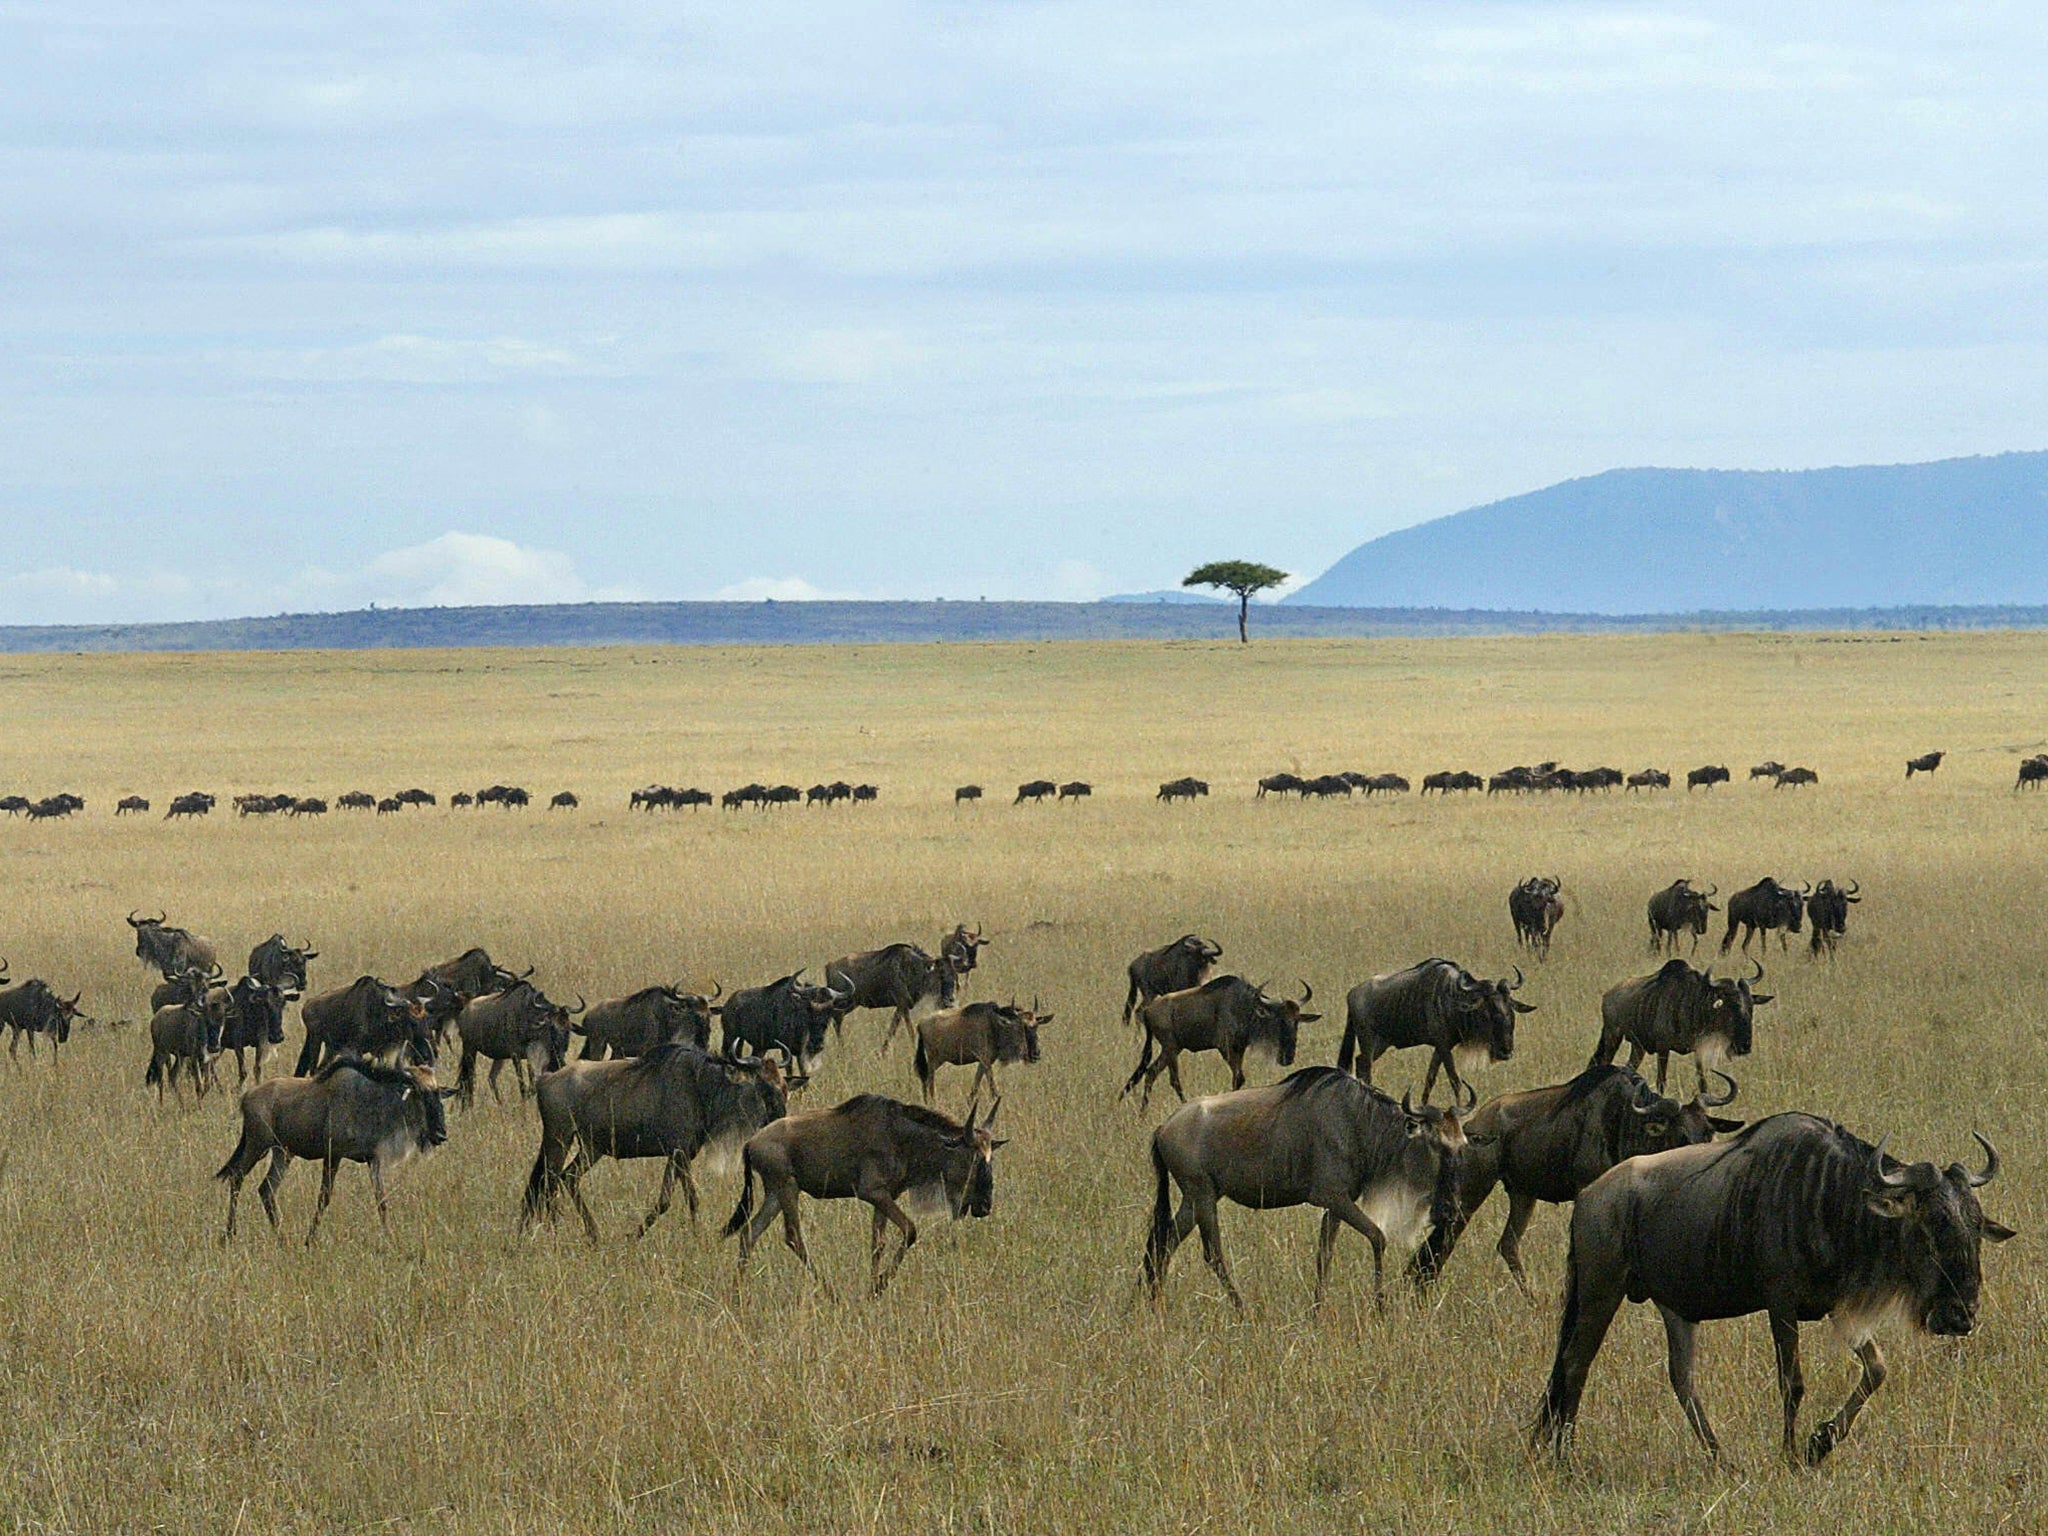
top-left (213, 975), bottom-right (296, 1085)
top-left (248, 934), bottom-right (317, 993)
top-left (1687, 764), bottom-right (1730, 790)
top-left (1535, 1116), bottom-right (2011, 1467)
top-left (673, 787), bottom-right (711, 809)
top-left (852, 783), bottom-right (878, 803)
top-left (394, 788), bottom-right (436, 807)
top-left (1123, 934), bottom-right (1222, 1024)
top-left (954, 784), bottom-right (983, 803)
top-left (630, 785), bottom-right (672, 810)
top-left (1157, 776), bottom-right (1209, 802)
top-left (722, 783), bottom-right (765, 810)
top-left (150, 962), bottom-right (222, 1014)
top-left (1413, 1064), bottom-right (1741, 1293)
top-left (1337, 959), bottom-right (1533, 1104)
top-left (549, 791), bottom-right (578, 809)
top-left (1805, 878), bottom-right (1860, 957)
top-left (805, 782), bottom-right (840, 807)
top-left (288, 796), bottom-right (328, 816)
top-left (1647, 878), bottom-right (1718, 953)
top-left (1749, 760), bottom-right (1786, 781)
top-left (1057, 780), bottom-right (1092, 802)
top-left (1014, 779), bottom-right (1056, 804)
top-left (453, 982), bottom-right (579, 1106)
top-left (337, 791), bottom-right (376, 811)
top-left (1723, 877), bottom-right (1808, 952)
top-left (912, 999), bottom-right (1049, 1104)
top-left (521, 1045), bottom-right (793, 1242)
top-left (0, 795), bottom-right (29, 815)
top-left (1509, 876), bottom-right (1564, 958)
top-left (720, 971), bottom-right (853, 1068)
top-left (450, 791), bottom-right (474, 808)
top-left (376, 797), bottom-right (403, 814)
top-left (116, 795), bottom-right (149, 815)
top-left (1257, 771), bottom-right (1305, 798)
top-left (937, 922), bottom-right (989, 986)
top-left (1627, 768), bottom-right (1671, 791)
top-left (234, 793), bottom-right (288, 816)
top-left (408, 948), bottom-right (525, 1050)
top-left (1301, 773), bottom-right (1353, 798)
top-left (1775, 765), bottom-right (1818, 788)
top-left (0, 977), bottom-right (84, 1063)
top-left (2017, 755), bottom-right (2048, 790)
top-left (1363, 772), bottom-right (1411, 796)
top-left (1144, 1067), bottom-right (1471, 1310)
top-left (165, 792), bottom-right (215, 818)
top-left (146, 970), bottom-right (228, 1102)
top-left (294, 976), bottom-right (434, 1073)
top-left (725, 1093), bottom-right (1005, 1295)
top-left (820, 943), bottom-right (957, 1052)
top-left (28, 793), bottom-right (84, 819)
top-left (216, 1058), bottom-right (450, 1243)
top-left (1905, 750), bottom-right (1944, 779)
top-left (1421, 770), bottom-right (1480, 794)
top-left (127, 910), bottom-right (218, 980)
top-left (1122, 976), bottom-right (1319, 1110)
top-left (576, 984), bottom-right (718, 1060)
top-left (1592, 957), bottom-right (1771, 1093)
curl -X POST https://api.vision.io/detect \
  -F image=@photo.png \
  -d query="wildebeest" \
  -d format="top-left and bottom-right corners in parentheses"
top-left (1413, 1064), bottom-right (1741, 1293)
top-left (1626, 768), bottom-right (1671, 791)
top-left (820, 943), bottom-right (957, 1052)
top-left (1362, 772), bottom-right (1411, 796)
top-left (214, 974), bottom-right (296, 1085)
top-left (454, 982), bottom-right (579, 1106)
top-left (522, 1045), bottom-right (794, 1241)
top-left (912, 999), bottom-right (1049, 1104)
top-left (1749, 760), bottom-right (1786, 781)
top-left (1301, 773), bottom-right (1353, 798)
top-left (234, 793), bottom-right (289, 817)
top-left (376, 797), bottom-right (402, 814)
top-left (1014, 779), bottom-right (1057, 804)
top-left (1534, 1115), bottom-right (2011, 1467)
top-left (216, 1058), bottom-right (450, 1243)
top-left (450, 791), bottom-right (474, 808)
top-left (1905, 750), bottom-right (1944, 779)
top-left (852, 783), bottom-right (878, 802)
top-left (1144, 1068), bottom-right (1471, 1310)
top-left (285, 796), bottom-right (325, 816)
top-left (480, 784), bottom-right (531, 808)
top-left (1337, 959), bottom-right (1533, 1105)
top-left (150, 963), bottom-right (222, 1014)
top-left (672, 786), bottom-right (712, 809)
top-left (1123, 934), bottom-right (1223, 1025)
top-left (116, 795), bottom-right (149, 815)
top-left (1805, 878), bottom-right (1861, 957)
top-left (127, 910), bottom-right (217, 979)
top-left (1421, 770), bottom-right (1482, 794)
top-left (1591, 957), bottom-right (1771, 1093)
top-left (337, 791), bottom-right (376, 811)
top-left (1686, 764), bottom-right (1730, 790)
top-left (1509, 876), bottom-right (1564, 958)
top-left (1257, 772), bottom-right (1304, 798)
top-left (548, 791), bottom-right (578, 809)
top-left (2017, 755), bottom-right (2048, 790)
top-left (1057, 780), bottom-right (1092, 802)
top-left (725, 1094), bottom-right (1005, 1295)
top-left (937, 922), bottom-right (989, 985)
top-left (165, 791), bottom-right (216, 819)
top-left (1722, 876), bottom-right (1808, 952)
top-left (26, 793), bottom-right (84, 819)
top-left (722, 783), bottom-right (765, 810)
top-left (720, 971), bottom-right (852, 1068)
top-left (0, 795), bottom-right (29, 815)
top-left (954, 784), bottom-right (984, 803)
top-left (1646, 878), bottom-right (1718, 953)
top-left (0, 977), bottom-right (84, 1062)
top-left (248, 934), bottom-right (317, 993)
top-left (1157, 776), bottom-right (1209, 802)
top-left (1122, 976), bottom-right (1319, 1110)
top-left (806, 782), bottom-right (844, 807)
top-left (1775, 766), bottom-right (1819, 787)
top-left (294, 976), bottom-right (434, 1074)
top-left (396, 788), bottom-right (437, 808)
top-left (146, 971), bottom-right (227, 1102)
top-left (577, 984), bottom-right (719, 1060)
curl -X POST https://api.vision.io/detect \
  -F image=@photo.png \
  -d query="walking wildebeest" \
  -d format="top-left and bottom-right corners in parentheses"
top-left (1337, 960), bottom-right (1533, 1105)
top-left (116, 795), bottom-right (149, 815)
top-left (1122, 976), bottom-right (1319, 1110)
top-left (288, 796), bottom-right (328, 816)
top-left (2018, 755), bottom-right (2048, 790)
top-left (1591, 957), bottom-right (1771, 1094)
top-left (1647, 878), bottom-right (1718, 953)
top-left (1534, 1115), bottom-right (2011, 1467)
top-left (576, 984), bottom-right (719, 1060)
top-left (954, 784), bottom-right (983, 804)
top-left (146, 971), bottom-right (228, 1103)
top-left (1626, 768), bottom-right (1671, 791)
top-left (0, 795), bottom-right (31, 815)
top-left (1775, 766), bottom-right (1818, 787)
top-left (1686, 765), bottom-right (1730, 790)
top-left (216, 1058), bottom-right (451, 1244)
top-left (150, 963), bottom-right (222, 1014)
top-left (1412, 1064), bottom-right (1741, 1293)
top-left (725, 1094), bottom-right (1005, 1295)
top-left (521, 1044), bottom-right (793, 1242)
top-left (1257, 772), bottom-right (1304, 798)
top-left (1905, 751), bottom-right (1944, 779)
top-left (913, 999), bottom-right (1049, 1105)
top-left (1122, 934), bottom-right (1223, 1025)
top-left (376, 797), bottom-right (402, 814)
top-left (396, 788), bottom-right (437, 807)
top-left (337, 791), bottom-right (376, 811)
top-left (1014, 780), bottom-right (1056, 804)
top-left (1057, 780), bottom-right (1092, 802)
top-left (1749, 760), bottom-right (1786, 781)
top-left (248, 934), bottom-right (317, 993)
top-left (820, 943), bottom-right (957, 1052)
top-left (1362, 773), bottom-right (1411, 796)
top-left (720, 971), bottom-right (852, 1068)
top-left (1805, 878), bottom-right (1860, 957)
top-left (0, 978), bottom-right (84, 1063)
top-left (1722, 877), bottom-right (1808, 952)
top-left (214, 975), bottom-right (296, 1085)
top-left (1509, 876), bottom-right (1564, 958)
top-left (295, 976), bottom-right (435, 1073)
top-left (454, 982), bottom-right (579, 1105)
top-left (450, 791), bottom-right (474, 808)
top-left (1144, 1067), bottom-right (1472, 1310)
top-left (127, 911), bottom-right (217, 980)
top-left (165, 792), bottom-right (215, 818)
top-left (549, 791), bottom-right (578, 809)
top-left (1157, 776), bottom-right (1209, 802)
top-left (1421, 770), bottom-right (1481, 794)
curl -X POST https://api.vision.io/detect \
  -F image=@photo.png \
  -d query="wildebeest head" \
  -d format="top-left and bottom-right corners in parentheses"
top-left (943, 1098), bottom-right (1007, 1219)
top-left (1625, 1068), bottom-right (1745, 1153)
top-left (249, 934), bottom-right (317, 992)
top-left (226, 975), bottom-right (294, 1046)
top-left (1701, 959), bottom-right (1771, 1056)
top-left (798, 972), bottom-right (858, 1057)
top-left (994, 997), bottom-right (1050, 1065)
top-left (1246, 981), bottom-right (1320, 1068)
top-left (1864, 1133), bottom-right (2012, 1336)
top-left (404, 1065), bottom-right (452, 1148)
top-left (941, 923), bottom-right (989, 976)
top-left (1453, 966), bottom-right (1535, 1063)
top-left (128, 911), bottom-right (180, 973)
top-left (1398, 1091), bottom-right (1476, 1232)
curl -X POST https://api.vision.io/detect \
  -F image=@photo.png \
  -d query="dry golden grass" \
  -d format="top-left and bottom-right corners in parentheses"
top-left (0, 632), bottom-right (2043, 1534)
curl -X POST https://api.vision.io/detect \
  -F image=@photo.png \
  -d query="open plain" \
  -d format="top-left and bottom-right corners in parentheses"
top-left (0, 632), bottom-right (2043, 1534)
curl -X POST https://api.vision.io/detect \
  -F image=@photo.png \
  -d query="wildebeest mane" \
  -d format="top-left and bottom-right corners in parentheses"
top-left (835, 1093), bottom-right (965, 1140)
top-left (313, 1055), bottom-right (419, 1090)
top-left (1558, 1062), bottom-right (1638, 1108)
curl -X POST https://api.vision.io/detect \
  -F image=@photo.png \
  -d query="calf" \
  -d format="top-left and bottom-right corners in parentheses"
top-left (912, 999), bottom-right (1049, 1104)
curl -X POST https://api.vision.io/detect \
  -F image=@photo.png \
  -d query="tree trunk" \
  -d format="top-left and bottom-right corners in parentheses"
top-left (1237, 593), bottom-right (1249, 643)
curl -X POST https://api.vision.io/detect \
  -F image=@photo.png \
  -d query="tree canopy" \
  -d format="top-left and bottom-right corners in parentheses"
top-left (1183, 560), bottom-right (1290, 642)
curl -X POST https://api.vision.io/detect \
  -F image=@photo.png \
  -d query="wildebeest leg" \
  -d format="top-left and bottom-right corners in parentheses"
top-left (1226, 1050), bottom-right (1246, 1091)
top-left (1534, 1235), bottom-right (1627, 1454)
top-left (969, 1060), bottom-right (996, 1105)
top-left (1659, 1306), bottom-right (1719, 1457)
top-left (368, 1159), bottom-right (392, 1231)
top-left (1186, 1180), bottom-right (1242, 1310)
top-left (1314, 1196), bottom-right (1388, 1310)
top-left (1769, 1312), bottom-right (1805, 1465)
top-left (1145, 1195), bottom-right (1200, 1300)
top-left (487, 1058), bottom-right (507, 1104)
top-left (866, 1189), bottom-right (919, 1294)
top-left (256, 1150), bottom-right (290, 1232)
top-left (1806, 1338), bottom-right (1885, 1466)
top-left (1163, 1051), bottom-right (1188, 1104)
top-left (882, 1006), bottom-right (910, 1055)
top-left (634, 1154), bottom-right (687, 1238)
top-left (456, 1046), bottom-right (477, 1107)
top-left (564, 1165), bottom-right (603, 1245)
top-left (1497, 1190), bottom-right (1539, 1297)
top-left (304, 1158), bottom-right (339, 1246)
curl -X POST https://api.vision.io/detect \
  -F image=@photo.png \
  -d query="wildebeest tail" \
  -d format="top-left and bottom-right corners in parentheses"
top-left (214, 1125), bottom-right (253, 1181)
top-left (1536, 1230), bottom-right (1587, 1447)
top-left (1142, 1135), bottom-right (1174, 1287)
top-left (144, 1053), bottom-right (163, 1089)
top-left (912, 1031), bottom-right (932, 1095)
top-left (1121, 974), bottom-right (1139, 1025)
top-left (1119, 1029), bottom-right (1156, 1098)
top-left (721, 1148), bottom-right (757, 1239)
top-left (521, 1145), bottom-right (557, 1224)
top-left (293, 1029), bottom-right (321, 1077)
top-left (1335, 1018), bottom-right (1357, 1074)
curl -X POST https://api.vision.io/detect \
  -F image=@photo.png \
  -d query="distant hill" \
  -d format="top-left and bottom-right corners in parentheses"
top-left (1288, 451), bottom-right (2048, 611)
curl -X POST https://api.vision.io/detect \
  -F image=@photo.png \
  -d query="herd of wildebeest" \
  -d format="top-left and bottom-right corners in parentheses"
top-left (0, 842), bottom-right (2012, 1473)
top-left (9, 747), bottom-right (2048, 823)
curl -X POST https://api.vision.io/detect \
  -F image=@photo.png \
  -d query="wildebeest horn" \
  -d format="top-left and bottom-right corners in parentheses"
top-left (127, 909), bottom-right (164, 928)
top-left (1843, 880), bottom-right (1860, 897)
top-left (1297, 980), bottom-right (1313, 1004)
top-left (1456, 1076), bottom-right (1479, 1110)
top-left (1401, 1090), bottom-right (1415, 1118)
top-left (705, 980), bottom-right (722, 1001)
top-left (1747, 958), bottom-right (1764, 984)
top-left (517, 965), bottom-right (536, 980)
top-left (1796, 881), bottom-right (1812, 895)
top-left (981, 1097), bottom-right (1000, 1130)
top-left (1869, 1135), bottom-right (1913, 1188)
top-left (1700, 1070), bottom-right (1738, 1108)
top-left (1965, 1133), bottom-right (1999, 1188)
top-left (301, 949), bottom-right (319, 960)
top-left (567, 993), bottom-right (586, 1015)
top-left (1507, 966), bottom-right (1524, 991)
top-left (1700, 883), bottom-right (1717, 898)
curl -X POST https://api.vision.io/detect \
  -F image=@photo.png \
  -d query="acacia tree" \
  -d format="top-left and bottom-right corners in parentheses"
top-left (1183, 560), bottom-right (1290, 643)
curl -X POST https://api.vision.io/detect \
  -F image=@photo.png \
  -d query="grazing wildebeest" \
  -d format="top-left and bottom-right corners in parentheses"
top-left (720, 971), bottom-right (852, 1068)
top-left (1257, 772), bottom-right (1305, 798)
top-left (548, 791), bottom-right (577, 809)
top-left (454, 982), bottom-right (579, 1106)
top-left (2017, 755), bottom-right (2048, 790)
top-left (1509, 876), bottom-right (1564, 958)
top-left (1686, 764), bottom-right (1730, 790)
top-left (376, 797), bottom-right (402, 814)
top-left (216, 1058), bottom-right (450, 1243)
top-left (1157, 776), bottom-right (1209, 802)
top-left (490, 785), bottom-right (532, 808)
top-left (248, 934), bottom-right (317, 993)
top-left (912, 999), bottom-right (1049, 1105)
top-left (1749, 760), bottom-right (1786, 781)
top-left (0, 977), bottom-right (83, 1063)
top-left (116, 795), bottom-right (149, 815)
top-left (294, 976), bottom-right (434, 1073)
top-left (1775, 765), bottom-right (1819, 787)
top-left (577, 984), bottom-right (719, 1060)
top-left (1626, 768), bottom-right (1671, 791)
top-left (214, 975), bottom-right (296, 1085)
top-left (725, 1094), bottom-right (1005, 1295)
top-left (1905, 750), bottom-right (1944, 779)
top-left (1591, 957), bottom-right (1771, 1093)
top-left (1123, 934), bottom-right (1224, 1024)
top-left (1646, 878), bottom-right (1718, 953)
top-left (1413, 1065), bottom-right (1741, 1292)
top-left (1145, 1068), bottom-right (1471, 1310)
top-left (1057, 780), bottom-right (1092, 802)
top-left (146, 971), bottom-right (228, 1102)
top-left (1805, 878), bottom-right (1860, 957)
top-left (1337, 959), bottom-right (1533, 1105)
top-left (1014, 780), bottom-right (1056, 804)
top-left (954, 784), bottom-right (984, 804)
top-left (1122, 976), bottom-right (1319, 1110)
top-left (337, 791), bottom-right (376, 811)
top-left (522, 1045), bottom-right (793, 1241)
top-left (1722, 876), bottom-right (1808, 952)
top-left (1534, 1116), bottom-right (2011, 1467)
top-left (820, 943), bottom-right (957, 1052)
top-left (127, 911), bottom-right (217, 979)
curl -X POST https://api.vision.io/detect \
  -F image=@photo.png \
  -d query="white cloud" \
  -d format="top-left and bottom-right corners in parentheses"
top-left (710, 576), bottom-right (860, 601)
top-left (222, 334), bottom-right (588, 385)
top-left (355, 532), bottom-right (619, 607)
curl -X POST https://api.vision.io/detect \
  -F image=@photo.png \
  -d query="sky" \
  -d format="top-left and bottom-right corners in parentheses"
top-left (4, 2), bottom-right (2047, 622)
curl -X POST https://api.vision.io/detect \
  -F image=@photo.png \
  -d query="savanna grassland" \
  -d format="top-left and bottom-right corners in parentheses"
top-left (0, 632), bottom-right (2045, 1535)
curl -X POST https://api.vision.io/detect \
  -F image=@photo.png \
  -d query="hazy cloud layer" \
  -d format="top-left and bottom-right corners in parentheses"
top-left (4, 3), bottom-right (2045, 619)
